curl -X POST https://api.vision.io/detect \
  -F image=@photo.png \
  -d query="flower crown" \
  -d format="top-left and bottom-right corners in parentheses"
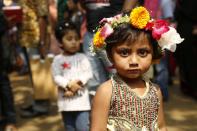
top-left (91, 6), bottom-right (184, 52)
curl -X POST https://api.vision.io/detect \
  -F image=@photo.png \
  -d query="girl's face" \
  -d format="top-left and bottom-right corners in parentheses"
top-left (111, 34), bottom-right (153, 80)
top-left (61, 30), bottom-right (80, 55)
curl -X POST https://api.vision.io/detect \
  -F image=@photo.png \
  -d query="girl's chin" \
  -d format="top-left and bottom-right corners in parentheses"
top-left (118, 73), bottom-right (141, 80)
top-left (64, 50), bottom-right (77, 55)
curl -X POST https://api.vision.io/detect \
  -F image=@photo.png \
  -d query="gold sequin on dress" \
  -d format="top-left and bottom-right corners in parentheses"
top-left (107, 75), bottom-right (160, 131)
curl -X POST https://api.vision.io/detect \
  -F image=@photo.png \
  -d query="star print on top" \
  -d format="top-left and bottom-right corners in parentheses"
top-left (61, 62), bottom-right (71, 69)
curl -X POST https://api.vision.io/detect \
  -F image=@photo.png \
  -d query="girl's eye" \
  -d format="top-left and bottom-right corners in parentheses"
top-left (64, 36), bottom-right (79, 41)
top-left (75, 36), bottom-right (80, 41)
top-left (118, 49), bottom-right (130, 57)
top-left (138, 49), bottom-right (149, 57)
top-left (66, 36), bottom-right (72, 41)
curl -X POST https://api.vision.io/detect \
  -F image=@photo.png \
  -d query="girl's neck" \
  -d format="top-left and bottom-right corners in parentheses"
top-left (117, 73), bottom-right (144, 88)
top-left (63, 51), bottom-right (76, 56)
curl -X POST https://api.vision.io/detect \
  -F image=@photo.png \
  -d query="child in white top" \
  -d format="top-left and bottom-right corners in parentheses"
top-left (52, 20), bottom-right (93, 131)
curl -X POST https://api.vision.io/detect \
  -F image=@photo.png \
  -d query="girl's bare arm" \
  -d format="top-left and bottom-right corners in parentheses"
top-left (90, 80), bottom-right (112, 131)
top-left (157, 87), bottom-right (168, 131)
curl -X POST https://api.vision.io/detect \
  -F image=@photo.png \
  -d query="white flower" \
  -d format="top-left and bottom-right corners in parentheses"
top-left (158, 27), bottom-right (184, 52)
top-left (89, 43), bottom-right (96, 56)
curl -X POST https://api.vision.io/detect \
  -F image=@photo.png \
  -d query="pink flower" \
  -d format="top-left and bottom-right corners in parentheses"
top-left (145, 21), bottom-right (154, 30)
top-left (114, 14), bottom-right (122, 20)
top-left (152, 20), bottom-right (169, 40)
top-left (100, 23), bottom-right (114, 38)
top-left (99, 17), bottom-right (113, 24)
top-left (99, 14), bottom-right (122, 24)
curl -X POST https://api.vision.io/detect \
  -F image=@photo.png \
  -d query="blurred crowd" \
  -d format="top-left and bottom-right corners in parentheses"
top-left (0, 0), bottom-right (196, 131)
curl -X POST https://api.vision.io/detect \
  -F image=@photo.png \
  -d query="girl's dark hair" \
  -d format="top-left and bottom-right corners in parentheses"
top-left (55, 20), bottom-right (80, 44)
top-left (105, 23), bottom-right (162, 60)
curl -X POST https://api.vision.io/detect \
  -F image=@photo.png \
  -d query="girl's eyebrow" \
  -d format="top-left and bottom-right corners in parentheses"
top-left (138, 47), bottom-right (151, 49)
top-left (117, 46), bottom-right (130, 49)
top-left (115, 47), bottom-right (131, 51)
top-left (116, 45), bottom-right (131, 48)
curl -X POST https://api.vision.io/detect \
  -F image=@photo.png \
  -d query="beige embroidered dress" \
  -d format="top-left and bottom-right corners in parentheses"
top-left (107, 75), bottom-right (160, 131)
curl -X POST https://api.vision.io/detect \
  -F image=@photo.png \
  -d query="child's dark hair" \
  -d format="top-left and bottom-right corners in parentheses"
top-left (105, 22), bottom-right (162, 60)
top-left (55, 20), bottom-right (80, 44)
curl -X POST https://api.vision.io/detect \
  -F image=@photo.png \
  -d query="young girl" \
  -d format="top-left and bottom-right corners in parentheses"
top-left (52, 20), bottom-right (93, 131)
top-left (90, 6), bottom-right (184, 131)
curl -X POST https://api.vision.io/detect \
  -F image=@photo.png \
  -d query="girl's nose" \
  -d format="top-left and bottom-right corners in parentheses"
top-left (71, 38), bottom-right (76, 42)
top-left (129, 54), bottom-right (139, 67)
top-left (70, 39), bottom-right (77, 44)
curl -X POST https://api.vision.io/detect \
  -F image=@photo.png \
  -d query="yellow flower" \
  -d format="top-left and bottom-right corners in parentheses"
top-left (93, 31), bottom-right (105, 48)
top-left (130, 6), bottom-right (150, 29)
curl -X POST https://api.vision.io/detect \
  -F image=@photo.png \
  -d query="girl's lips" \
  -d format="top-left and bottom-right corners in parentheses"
top-left (127, 69), bottom-right (141, 74)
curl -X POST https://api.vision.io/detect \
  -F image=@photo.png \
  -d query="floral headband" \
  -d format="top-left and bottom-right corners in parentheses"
top-left (91, 6), bottom-right (184, 53)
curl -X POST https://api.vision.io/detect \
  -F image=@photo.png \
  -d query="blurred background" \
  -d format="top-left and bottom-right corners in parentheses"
top-left (0, 0), bottom-right (197, 131)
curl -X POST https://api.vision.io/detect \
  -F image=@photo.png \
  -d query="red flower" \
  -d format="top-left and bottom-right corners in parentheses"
top-left (145, 21), bottom-right (154, 30)
top-left (62, 62), bottom-right (70, 69)
top-left (152, 20), bottom-right (169, 40)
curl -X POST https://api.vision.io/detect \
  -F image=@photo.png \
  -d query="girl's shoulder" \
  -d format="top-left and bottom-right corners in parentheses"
top-left (53, 54), bottom-right (63, 61)
top-left (75, 53), bottom-right (91, 63)
top-left (142, 76), bottom-right (160, 92)
top-left (149, 81), bottom-right (163, 100)
top-left (93, 79), bottom-right (112, 112)
top-left (149, 81), bottom-right (161, 92)
top-left (76, 52), bottom-right (88, 58)
top-left (95, 79), bottom-right (112, 98)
